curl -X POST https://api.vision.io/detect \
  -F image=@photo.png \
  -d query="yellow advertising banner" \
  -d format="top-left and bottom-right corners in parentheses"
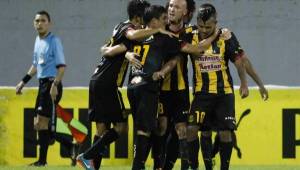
top-left (0, 88), bottom-right (299, 166)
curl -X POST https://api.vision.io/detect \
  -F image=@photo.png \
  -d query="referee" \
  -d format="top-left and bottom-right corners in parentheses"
top-left (16, 10), bottom-right (66, 166)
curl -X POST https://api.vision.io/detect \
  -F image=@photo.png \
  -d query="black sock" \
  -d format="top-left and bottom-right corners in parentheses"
top-left (132, 135), bottom-right (151, 170)
top-left (212, 134), bottom-right (220, 158)
top-left (179, 139), bottom-right (189, 170)
top-left (152, 134), bottom-right (164, 170)
top-left (188, 138), bottom-right (199, 169)
top-left (200, 135), bottom-right (213, 170)
top-left (38, 130), bottom-right (50, 164)
top-left (219, 141), bottom-right (233, 170)
top-left (164, 132), bottom-right (179, 170)
top-left (84, 128), bottom-right (119, 159)
top-left (92, 135), bottom-right (102, 170)
top-left (55, 133), bottom-right (73, 157)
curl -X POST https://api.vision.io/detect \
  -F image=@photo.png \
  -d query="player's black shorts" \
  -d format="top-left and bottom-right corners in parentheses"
top-left (188, 93), bottom-right (236, 131)
top-left (159, 90), bottom-right (190, 124)
top-left (128, 84), bottom-right (159, 132)
top-left (88, 80), bottom-right (127, 123)
top-left (35, 77), bottom-right (62, 118)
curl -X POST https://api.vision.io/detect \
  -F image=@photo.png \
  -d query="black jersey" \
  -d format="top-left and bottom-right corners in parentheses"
top-left (91, 21), bottom-right (134, 87)
top-left (182, 25), bottom-right (244, 94)
top-left (161, 25), bottom-right (189, 91)
top-left (129, 33), bottom-right (181, 91)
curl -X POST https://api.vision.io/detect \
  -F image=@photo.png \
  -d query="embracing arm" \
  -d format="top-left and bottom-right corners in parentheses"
top-left (126, 28), bottom-right (175, 41)
top-left (152, 56), bottom-right (179, 81)
top-left (181, 28), bottom-right (220, 55)
top-left (100, 44), bottom-right (128, 57)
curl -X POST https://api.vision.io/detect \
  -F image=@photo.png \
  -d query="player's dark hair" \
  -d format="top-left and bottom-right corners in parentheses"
top-left (197, 3), bottom-right (217, 22)
top-left (36, 10), bottom-right (51, 22)
top-left (143, 5), bottom-right (166, 25)
top-left (184, 0), bottom-right (196, 24)
top-left (127, 0), bottom-right (150, 20)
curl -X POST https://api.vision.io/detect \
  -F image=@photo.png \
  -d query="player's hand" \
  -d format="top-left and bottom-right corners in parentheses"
top-left (125, 52), bottom-right (142, 69)
top-left (152, 71), bottom-right (165, 81)
top-left (159, 28), bottom-right (178, 38)
top-left (259, 86), bottom-right (269, 101)
top-left (239, 83), bottom-right (249, 99)
top-left (220, 28), bottom-right (232, 40)
top-left (16, 81), bottom-right (25, 95)
top-left (50, 84), bottom-right (58, 101)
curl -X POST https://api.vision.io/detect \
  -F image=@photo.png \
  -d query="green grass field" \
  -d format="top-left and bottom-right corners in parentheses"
top-left (0, 165), bottom-right (299, 170)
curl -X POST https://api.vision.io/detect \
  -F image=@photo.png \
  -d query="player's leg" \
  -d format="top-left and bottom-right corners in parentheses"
top-left (152, 114), bottom-right (167, 170)
top-left (169, 90), bottom-right (190, 170)
top-left (190, 93), bottom-right (215, 170)
top-left (186, 122), bottom-right (200, 170)
top-left (200, 131), bottom-right (213, 170)
top-left (215, 94), bottom-right (235, 170)
top-left (132, 87), bottom-right (159, 170)
top-left (164, 126), bottom-right (179, 170)
top-left (132, 130), bottom-right (152, 170)
top-left (212, 133), bottom-right (220, 158)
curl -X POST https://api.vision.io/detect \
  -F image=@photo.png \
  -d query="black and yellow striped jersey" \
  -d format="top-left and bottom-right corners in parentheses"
top-left (182, 25), bottom-right (244, 94)
top-left (91, 21), bottom-right (134, 87)
top-left (161, 25), bottom-right (189, 91)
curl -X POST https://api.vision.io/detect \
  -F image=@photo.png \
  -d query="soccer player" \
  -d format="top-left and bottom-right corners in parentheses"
top-left (75, 1), bottom-right (182, 170)
top-left (16, 10), bottom-right (66, 166)
top-left (185, 3), bottom-right (249, 170)
top-left (160, 0), bottom-right (196, 169)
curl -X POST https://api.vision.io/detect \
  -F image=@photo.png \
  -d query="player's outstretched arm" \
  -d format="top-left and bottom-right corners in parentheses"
top-left (100, 44), bottom-right (127, 57)
top-left (152, 56), bottom-right (179, 81)
top-left (16, 65), bottom-right (37, 95)
top-left (126, 28), bottom-right (176, 41)
top-left (234, 57), bottom-right (249, 99)
top-left (243, 55), bottom-right (268, 100)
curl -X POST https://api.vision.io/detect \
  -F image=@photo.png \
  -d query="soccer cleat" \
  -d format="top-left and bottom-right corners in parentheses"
top-left (28, 161), bottom-right (47, 167)
top-left (76, 153), bottom-right (95, 170)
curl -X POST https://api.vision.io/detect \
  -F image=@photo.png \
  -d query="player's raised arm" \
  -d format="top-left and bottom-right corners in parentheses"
top-left (126, 28), bottom-right (176, 41)
top-left (16, 65), bottom-right (37, 95)
top-left (242, 55), bottom-right (268, 100)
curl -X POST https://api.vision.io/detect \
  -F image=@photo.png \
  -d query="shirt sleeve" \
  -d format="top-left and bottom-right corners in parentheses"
top-left (225, 32), bottom-right (244, 63)
top-left (53, 37), bottom-right (66, 67)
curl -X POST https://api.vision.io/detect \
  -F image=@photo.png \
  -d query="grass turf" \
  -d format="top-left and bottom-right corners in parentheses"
top-left (0, 165), bottom-right (299, 170)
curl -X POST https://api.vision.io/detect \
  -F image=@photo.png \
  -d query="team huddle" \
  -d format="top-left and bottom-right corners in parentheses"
top-left (16, 0), bottom-right (269, 170)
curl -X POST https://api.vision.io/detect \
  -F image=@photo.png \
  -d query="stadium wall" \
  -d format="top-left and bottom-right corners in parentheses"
top-left (0, 0), bottom-right (300, 86)
top-left (0, 88), bottom-right (299, 166)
